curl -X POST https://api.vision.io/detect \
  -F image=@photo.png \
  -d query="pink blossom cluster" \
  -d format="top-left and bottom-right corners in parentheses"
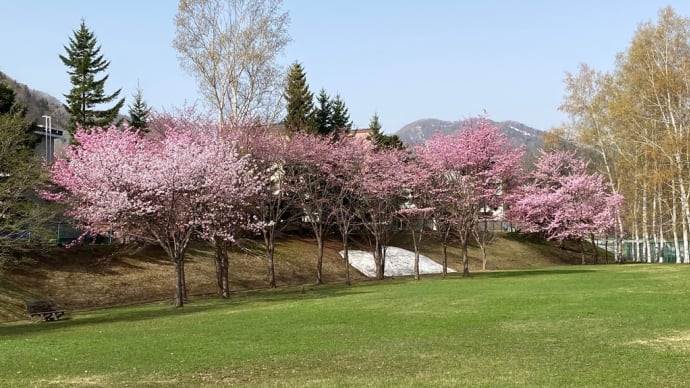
top-left (414, 117), bottom-right (525, 276)
top-left (508, 150), bottom-right (623, 243)
top-left (51, 123), bottom-right (261, 245)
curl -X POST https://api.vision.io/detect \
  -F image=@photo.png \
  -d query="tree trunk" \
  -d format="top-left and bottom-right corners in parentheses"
top-left (267, 243), bottom-right (276, 288)
top-left (442, 242), bottom-right (448, 278)
top-left (441, 225), bottom-right (451, 277)
top-left (461, 233), bottom-right (470, 278)
top-left (315, 232), bottom-right (324, 284)
top-left (642, 179), bottom-right (651, 263)
top-left (173, 254), bottom-right (185, 307)
top-left (633, 218), bottom-right (640, 262)
top-left (590, 233), bottom-right (598, 264)
top-left (374, 237), bottom-right (384, 280)
top-left (213, 237), bottom-right (230, 298)
top-left (411, 226), bottom-right (420, 281)
top-left (651, 188), bottom-right (658, 263)
top-left (482, 216), bottom-right (488, 270)
top-left (580, 238), bottom-right (586, 265)
top-left (657, 193), bottom-right (665, 264)
top-left (676, 168), bottom-right (690, 264)
top-left (263, 229), bottom-right (277, 288)
top-left (672, 182), bottom-right (682, 263)
top-left (614, 216), bottom-right (623, 263)
top-left (605, 239), bottom-right (609, 264)
top-left (342, 233), bottom-right (351, 286)
top-left (181, 258), bottom-right (188, 303)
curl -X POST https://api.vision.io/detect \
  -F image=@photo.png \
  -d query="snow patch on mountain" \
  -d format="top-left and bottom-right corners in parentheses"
top-left (509, 125), bottom-right (533, 137)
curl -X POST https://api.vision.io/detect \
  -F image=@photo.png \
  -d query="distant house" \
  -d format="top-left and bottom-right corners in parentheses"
top-left (346, 128), bottom-right (372, 140)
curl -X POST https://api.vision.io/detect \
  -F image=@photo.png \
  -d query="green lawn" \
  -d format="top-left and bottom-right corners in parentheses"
top-left (2, 264), bottom-right (690, 387)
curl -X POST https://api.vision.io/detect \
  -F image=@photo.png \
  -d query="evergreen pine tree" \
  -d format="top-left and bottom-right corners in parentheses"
top-left (314, 88), bottom-right (333, 136)
top-left (0, 82), bottom-right (26, 117)
top-left (60, 20), bottom-right (125, 135)
top-left (0, 82), bottom-right (15, 115)
top-left (283, 62), bottom-right (314, 133)
top-left (127, 86), bottom-right (151, 131)
top-left (0, 82), bottom-right (34, 149)
top-left (367, 113), bottom-right (403, 150)
top-left (331, 93), bottom-right (352, 137)
top-left (368, 112), bottom-right (383, 142)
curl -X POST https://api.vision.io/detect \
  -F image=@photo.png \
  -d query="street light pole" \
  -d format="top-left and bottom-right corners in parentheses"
top-left (41, 115), bottom-right (51, 161)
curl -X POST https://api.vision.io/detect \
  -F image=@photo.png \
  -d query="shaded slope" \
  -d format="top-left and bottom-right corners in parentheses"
top-left (0, 234), bottom-right (592, 322)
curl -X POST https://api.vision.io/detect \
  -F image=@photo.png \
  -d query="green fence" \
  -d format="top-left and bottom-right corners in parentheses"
top-left (621, 241), bottom-right (683, 263)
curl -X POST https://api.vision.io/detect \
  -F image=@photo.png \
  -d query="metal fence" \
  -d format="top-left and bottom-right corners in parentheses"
top-left (620, 241), bottom-right (685, 263)
top-left (27, 221), bottom-right (113, 245)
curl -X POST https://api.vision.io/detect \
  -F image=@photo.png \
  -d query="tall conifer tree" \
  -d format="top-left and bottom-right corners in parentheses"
top-left (283, 62), bottom-right (314, 133)
top-left (331, 93), bottom-right (352, 137)
top-left (0, 82), bottom-right (15, 115)
top-left (368, 113), bottom-right (403, 150)
top-left (314, 88), bottom-right (333, 136)
top-left (60, 20), bottom-right (125, 135)
top-left (127, 86), bottom-right (151, 132)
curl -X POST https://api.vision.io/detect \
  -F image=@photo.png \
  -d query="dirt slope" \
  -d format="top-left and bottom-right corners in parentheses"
top-left (0, 233), bottom-right (595, 322)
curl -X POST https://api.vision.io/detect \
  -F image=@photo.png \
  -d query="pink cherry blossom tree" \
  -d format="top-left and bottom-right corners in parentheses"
top-left (396, 160), bottom-right (434, 280)
top-left (352, 146), bottom-right (413, 280)
top-left (49, 118), bottom-right (259, 307)
top-left (285, 133), bottom-right (369, 284)
top-left (283, 132), bottom-right (342, 284)
top-left (508, 150), bottom-right (623, 264)
top-left (244, 129), bottom-right (297, 288)
top-left (195, 127), bottom-right (264, 298)
top-left (416, 118), bottom-right (524, 277)
top-left (397, 206), bottom-right (434, 280)
top-left (328, 137), bottom-right (370, 285)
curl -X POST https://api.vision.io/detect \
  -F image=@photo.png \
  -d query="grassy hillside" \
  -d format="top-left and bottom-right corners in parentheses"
top-left (0, 233), bottom-right (595, 322)
top-left (2, 264), bottom-right (689, 386)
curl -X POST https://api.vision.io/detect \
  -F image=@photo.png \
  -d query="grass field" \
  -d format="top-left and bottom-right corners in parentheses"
top-left (2, 264), bottom-right (690, 387)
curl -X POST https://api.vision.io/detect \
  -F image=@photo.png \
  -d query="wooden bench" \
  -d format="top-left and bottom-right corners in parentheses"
top-left (25, 300), bottom-right (65, 322)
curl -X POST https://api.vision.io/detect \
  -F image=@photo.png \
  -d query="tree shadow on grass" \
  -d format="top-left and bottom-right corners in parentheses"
top-left (0, 283), bottom-right (373, 338)
top-left (469, 268), bottom-right (597, 279)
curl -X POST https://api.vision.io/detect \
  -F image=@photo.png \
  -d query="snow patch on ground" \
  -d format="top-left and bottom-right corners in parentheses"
top-left (341, 246), bottom-right (456, 278)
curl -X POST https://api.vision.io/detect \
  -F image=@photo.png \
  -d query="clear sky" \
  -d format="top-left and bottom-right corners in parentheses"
top-left (2, 1), bottom-right (689, 133)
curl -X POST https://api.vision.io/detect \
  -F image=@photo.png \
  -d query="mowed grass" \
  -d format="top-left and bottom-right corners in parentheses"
top-left (2, 264), bottom-right (690, 387)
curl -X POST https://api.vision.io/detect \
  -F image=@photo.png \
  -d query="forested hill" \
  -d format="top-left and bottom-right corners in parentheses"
top-left (395, 118), bottom-right (543, 153)
top-left (0, 71), bottom-right (69, 128)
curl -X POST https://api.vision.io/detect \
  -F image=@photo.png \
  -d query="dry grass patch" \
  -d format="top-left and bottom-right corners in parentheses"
top-left (628, 331), bottom-right (690, 352)
top-left (389, 232), bottom-right (589, 272)
top-left (0, 236), bottom-right (369, 321)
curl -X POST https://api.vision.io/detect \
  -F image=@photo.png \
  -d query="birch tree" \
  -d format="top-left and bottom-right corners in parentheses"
top-left (611, 7), bottom-right (690, 262)
top-left (560, 64), bottom-right (625, 261)
top-left (174, 0), bottom-right (290, 128)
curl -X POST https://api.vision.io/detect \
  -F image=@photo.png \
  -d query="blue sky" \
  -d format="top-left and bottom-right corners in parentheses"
top-left (2, 1), bottom-right (689, 133)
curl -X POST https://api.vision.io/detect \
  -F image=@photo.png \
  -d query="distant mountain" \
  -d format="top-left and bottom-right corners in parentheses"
top-left (0, 71), bottom-right (69, 129)
top-left (395, 118), bottom-right (543, 154)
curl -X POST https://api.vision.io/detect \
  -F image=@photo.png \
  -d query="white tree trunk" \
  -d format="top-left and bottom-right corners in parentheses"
top-left (670, 181), bottom-right (681, 263)
top-left (642, 180), bottom-right (651, 263)
top-left (678, 175), bottom-right (690, 264)
top-left (652, 188), bottom-right (658, 263)
top-left (657, 192), bottom-right (665, 263)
